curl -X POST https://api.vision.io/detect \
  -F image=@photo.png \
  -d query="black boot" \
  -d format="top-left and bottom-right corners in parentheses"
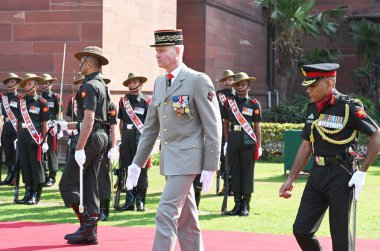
top-left (239, 194), bottom-right (251, 216)
top-left (0, 171), bottom-right (14, 185)
top-left (225, 193), bottom-right (242, 216)
top-left (135, 188), bottom-right (147, 212)
top-left (44, 171), bottom-right (57, 187)
top-left (119, 190), bottom-right (135, 211)
top-left (25, 184), bottom-right (43, 205)
top-left (15, 184), bottom-right (33, 204)
top-left (194, 191), bottom-right (201, 210)
top-left (98, 199), bottom-right (110, 221)
top-left (65, 206), bottom-right (98, 245)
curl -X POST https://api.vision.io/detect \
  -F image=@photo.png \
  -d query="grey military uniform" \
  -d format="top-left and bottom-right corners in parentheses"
top-left (133, 64), bottom-right (222, 251)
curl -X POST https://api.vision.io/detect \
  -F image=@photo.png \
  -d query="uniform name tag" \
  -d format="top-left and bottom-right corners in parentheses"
top-left (10, 101), bottom-right (18, 108)
top-left (317, 114), bottom-right (343, 129)
top-left (48, 102), bottom-right (55, 108)
top-left (242, 107), bottom-right (253, 116)
top-left (29, 106), bottom-right (40, 114)
top-left (134, 107), bottom-right (145, 115)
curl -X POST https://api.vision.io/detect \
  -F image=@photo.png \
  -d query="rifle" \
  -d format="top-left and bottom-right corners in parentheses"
top-left (113, 167), bottom-right (126, 210)
top-left (216, 169), bottom-right (220, 195)
top-left (13, 139), bottom-right (20, 203)
top-left (221, 155), bottom-right (229, 214)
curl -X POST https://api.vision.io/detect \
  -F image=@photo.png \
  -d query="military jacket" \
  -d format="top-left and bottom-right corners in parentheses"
top-left (302, 90), bottom-right (379, 157)
top-left (216, 88), bottom-right (235, 120)
top-left (222, 96), bottom-right (262, 145)
top-left (76, 72), bottom-right (108, 124)
top-left (0, 92), bottom-right (20, 119)
top-left (42, 90), bottom-right (60, 120)
top-left (16, 94), bottom-right (50, 132)
top-left (108, 102), bottom-right (117, 126)
top-left (118, 93), bottom-right (150, 131)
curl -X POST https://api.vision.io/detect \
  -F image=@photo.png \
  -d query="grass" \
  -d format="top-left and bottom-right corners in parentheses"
top-left (1, 162), bottom-right (380, 239)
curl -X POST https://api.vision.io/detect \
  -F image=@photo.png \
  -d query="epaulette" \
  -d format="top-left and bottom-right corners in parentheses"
top-left (251, 98), bottom-right (258, 104)
top-left (40, 97), bottom-right (47, 103)
top-left (55, 93), bottom-right (60, 99)
top-left (119, 97), bottom-right (124, 107)
top-left (348, 98), bottom-right (364, 108)
top-left (18, 94), bottom-right (23, 99)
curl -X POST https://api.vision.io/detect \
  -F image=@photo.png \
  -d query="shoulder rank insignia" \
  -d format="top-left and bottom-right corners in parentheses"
top-left (355, 108), bottom-right (366, 119)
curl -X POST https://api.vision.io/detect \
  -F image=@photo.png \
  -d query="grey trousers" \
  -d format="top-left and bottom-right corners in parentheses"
top-left (152, 174), bottom-right (204, 251)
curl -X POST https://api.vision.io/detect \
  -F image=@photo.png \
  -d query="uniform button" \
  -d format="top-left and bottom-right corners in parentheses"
top-left (164, 141), bottom-right (168, 145)
top-left (164, 115), bottom-right (167, 119)
top-left (164, 128), bottom-right (167, 132)
top-left (164, 102), bottom-right (167, 105)
top-left (192, 144), bottom-right (196, 148)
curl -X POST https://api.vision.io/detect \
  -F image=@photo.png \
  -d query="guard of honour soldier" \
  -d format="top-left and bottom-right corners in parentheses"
top-left (117, 72), bottom-right (150, 212)
top-left (1, 40), bottom-right (379, 250)
top-left (40, 73), bottom-right (62, 187)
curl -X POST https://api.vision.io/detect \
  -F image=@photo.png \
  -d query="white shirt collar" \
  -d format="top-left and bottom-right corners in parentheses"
top-left (168, 64), bottom-right (184, 83)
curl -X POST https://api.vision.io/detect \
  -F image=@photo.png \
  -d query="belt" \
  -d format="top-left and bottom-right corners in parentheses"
top-left (314, 156), bottom-right (340, 166)
top-left (231, 125), bottom-right (242, 131)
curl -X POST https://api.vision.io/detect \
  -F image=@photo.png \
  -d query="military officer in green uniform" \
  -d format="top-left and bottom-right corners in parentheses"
top-left (216, 69), bottom-right (235, 196)
top-left (222, 72), bottom-right (262, 216)
top-left (16, 73), bottom-right (50, 205)
top-left (58, 46), bottom-right (109, 245)
top-left (98, 77), bottom-right (118, 221)
top-left (279, 63), bottom-right (380, 251)
top-left (40, 73), bottom-right (61, 187)
top-left (118, 72), bottom-right (150, 212)
top-left (0, 73), bottom-right (22, 185)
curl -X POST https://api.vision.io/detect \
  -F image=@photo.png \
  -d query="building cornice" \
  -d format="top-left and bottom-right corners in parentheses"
top-left (206, 0), bottom-right (264, 25)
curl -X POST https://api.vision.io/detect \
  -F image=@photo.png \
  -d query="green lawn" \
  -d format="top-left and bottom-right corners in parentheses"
top-left (1, 162), bottom-right (379, 239)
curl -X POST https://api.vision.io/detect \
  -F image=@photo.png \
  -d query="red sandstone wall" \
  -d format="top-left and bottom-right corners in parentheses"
top-left (0, 0), bottom-right (103, 91)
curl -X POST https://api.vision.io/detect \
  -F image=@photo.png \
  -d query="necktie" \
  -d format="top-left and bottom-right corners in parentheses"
top-left (167, 73), bottom-right (174, 88)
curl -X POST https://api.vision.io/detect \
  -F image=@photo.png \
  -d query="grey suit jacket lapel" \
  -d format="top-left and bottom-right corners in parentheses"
top-left (164, 65), bottom-right (187, 100)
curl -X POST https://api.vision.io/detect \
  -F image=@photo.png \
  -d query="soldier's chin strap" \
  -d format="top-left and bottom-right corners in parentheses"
top-left (128, 84), bottom-right (141, 92)
top-left (24, 81), bottom-right (38, 94)
top-left (7, 82), bottom-right (19, 90)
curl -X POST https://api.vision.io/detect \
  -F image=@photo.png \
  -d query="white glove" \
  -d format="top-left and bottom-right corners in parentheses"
top-left (258, 147), bottom-right (263, 157)
top-left (14, 139), bottom-right (18, 150)
top-left (223, 142), bottom-right (228, 156)
top-left (42, 142), bottom-right (49, 153)
top-left (53, 125), bottom-right (58, 135)
top-left (47, 120), bottom-right (53, 128)
top-left (75, 149), bottom-right (86, 166)
top-left (348, 170), bottom-right (366, 201)
top-left (126, 163), bottom-right (141, 190)
top-left (57, 129), bottom-right (64, 140)
top-left (200, 170), bottom-right (215, 193)
top-left (58, 120), bottom-right (68, 131)
top-left (107, 147), bottom-right (118, 161)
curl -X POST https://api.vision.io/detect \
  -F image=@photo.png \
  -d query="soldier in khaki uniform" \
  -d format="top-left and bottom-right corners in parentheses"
top-left (126, 29), bottom-right (222, 251)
